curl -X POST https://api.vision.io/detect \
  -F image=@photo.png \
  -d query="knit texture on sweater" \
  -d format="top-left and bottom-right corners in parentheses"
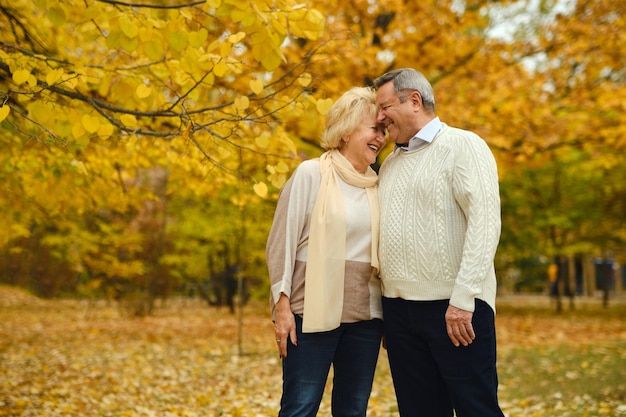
top-left (378, 125), bottom-right (501, 312)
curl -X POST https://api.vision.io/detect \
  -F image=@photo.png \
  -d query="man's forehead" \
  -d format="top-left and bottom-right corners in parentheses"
top-left (376, 87), bottom-right (396, 103)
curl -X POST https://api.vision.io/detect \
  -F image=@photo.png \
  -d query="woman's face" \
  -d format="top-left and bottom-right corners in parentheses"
top-left (339, 111), bottom-right (386, 173)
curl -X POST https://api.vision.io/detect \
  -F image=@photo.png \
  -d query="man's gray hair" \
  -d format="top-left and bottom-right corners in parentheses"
top-left (374, 68), bottom-right (435, 112)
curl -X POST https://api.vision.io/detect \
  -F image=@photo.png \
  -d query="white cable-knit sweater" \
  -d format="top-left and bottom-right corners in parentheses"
top-left (378, 125), bottom-right (501, 312)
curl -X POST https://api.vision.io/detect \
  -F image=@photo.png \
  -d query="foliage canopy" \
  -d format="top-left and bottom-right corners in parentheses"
top-left (0, 0), bottom-right (624, 303)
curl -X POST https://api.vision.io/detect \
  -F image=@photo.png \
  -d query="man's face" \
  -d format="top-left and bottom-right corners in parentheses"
top-left (375, 82), bottom-right (414, 144)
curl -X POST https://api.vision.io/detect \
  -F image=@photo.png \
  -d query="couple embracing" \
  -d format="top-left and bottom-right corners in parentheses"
top-left (266, 68), bottom-right (504, 417)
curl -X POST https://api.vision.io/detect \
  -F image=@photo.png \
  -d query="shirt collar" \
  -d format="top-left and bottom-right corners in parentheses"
top-left (395, 117), bottom-right (443, 152)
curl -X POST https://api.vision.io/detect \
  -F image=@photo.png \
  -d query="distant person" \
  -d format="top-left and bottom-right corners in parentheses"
top-left (548, 261), bottom-right (558, 296)
top-left (374, 68), bottom-right (505, 417)
top-left (266, 86), bottom-right (386, 416)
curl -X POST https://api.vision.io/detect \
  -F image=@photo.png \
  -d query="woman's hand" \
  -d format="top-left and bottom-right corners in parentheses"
top-left (274, 293), bottom-right (297, 359)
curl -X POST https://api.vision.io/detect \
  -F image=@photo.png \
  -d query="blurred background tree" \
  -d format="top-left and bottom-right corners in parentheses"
top-left (0, 0), bottom-right (624, 314)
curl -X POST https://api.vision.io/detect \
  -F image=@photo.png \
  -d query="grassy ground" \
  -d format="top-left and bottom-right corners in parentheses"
top-left (0, 287), bottom-right (624, 416)
top-left (494, 297), bottom-right (626, 417)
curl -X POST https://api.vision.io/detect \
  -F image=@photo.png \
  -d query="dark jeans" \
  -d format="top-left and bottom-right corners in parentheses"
top-left (279, 314), bottom-right (383, 417)
top-left (382, 297), bottom-right (505, 417)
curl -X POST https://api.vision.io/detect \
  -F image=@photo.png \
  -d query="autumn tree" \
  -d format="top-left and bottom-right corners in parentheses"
top-left (293, 0), bottom-right (625, 293)
top-left (490, 0), bottom-right (626, 301)
top-left (0, 0), bottom-right (327, 309)
top-left (1, 0), bottom-right (624, 308)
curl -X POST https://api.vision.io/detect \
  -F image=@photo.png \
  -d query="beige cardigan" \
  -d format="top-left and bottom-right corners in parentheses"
top-left (266, 159), bottom-right (383, 324)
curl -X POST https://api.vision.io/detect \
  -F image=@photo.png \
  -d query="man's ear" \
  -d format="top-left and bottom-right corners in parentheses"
top-left (410, 91), bottom-right (422, 106)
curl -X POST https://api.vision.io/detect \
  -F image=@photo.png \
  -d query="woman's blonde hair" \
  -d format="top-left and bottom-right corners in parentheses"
top-left (320, 87), bottom-right (377, 150)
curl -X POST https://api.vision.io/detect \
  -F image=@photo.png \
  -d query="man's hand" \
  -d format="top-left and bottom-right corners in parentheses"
top-left (445, 305), bottom-right (475, 347)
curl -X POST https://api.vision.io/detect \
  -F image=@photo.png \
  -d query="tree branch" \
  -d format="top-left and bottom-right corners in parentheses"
top-left (95, 0), bottom-right (205, 9)
top-left (0, 5), bottom-right (48, 52)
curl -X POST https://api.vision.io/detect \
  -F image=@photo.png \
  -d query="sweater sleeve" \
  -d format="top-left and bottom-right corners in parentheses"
top-left (266, 160), bottom-right (319, 306)
top-left (449, 132), bottom-right (501, 312)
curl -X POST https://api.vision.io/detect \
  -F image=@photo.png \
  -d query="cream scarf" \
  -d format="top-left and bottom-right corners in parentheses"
top-left (302, 149), bottom-right (380, 333)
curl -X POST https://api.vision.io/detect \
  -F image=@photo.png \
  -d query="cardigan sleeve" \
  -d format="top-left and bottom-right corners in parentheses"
top-left (449, 132), bottom-right (501, 312)
top-left (266, 160), bottom-right (319, 306)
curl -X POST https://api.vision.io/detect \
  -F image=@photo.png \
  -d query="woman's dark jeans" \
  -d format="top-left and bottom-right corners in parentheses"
top-left (278, 314), bottom-right (383, 417)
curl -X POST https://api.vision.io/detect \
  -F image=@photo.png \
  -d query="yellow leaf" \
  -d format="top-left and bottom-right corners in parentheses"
top-left (276, 162), bottom-right (290, 173)
top-left (273, 12), bottom-right (288, 35)
top-left (72, 122), bottom-right (86, 139)
top-left (206, 0), bottom-right (222, 7)
top-left (168, 31), bottom-right (188, 52)
top-left (135, 84), bottom-right (152, 99)
top-left (26, 74), bottom-right (37, 87)
top-left (84, 3), bottom-right (103, 20)
top-left (180, 9), bottom-right (193, 20)
top-left (240, 11), bottom-right (256, 27)
top-left (119, 14), bottom-right (139, 38)
top-left (147, 17), bottom-right (165, 29)
top-left (119, 35), bottom-right (139, 53)
top-left (231, 9), bottom-right (253, 25)
top-left (0, 105), bottom-right (9, 122)
top-left (228, 32), bottom-right (246, 43)
top-left (189, 29), bottom-right (208, 48)
top-left (253, 182), bottom-right (268, 198)
top-left (298, 73), bottom-right (312, 87)
top-left (120, 114), bottom-right (138, 127)
top-left (220, 42), bottom-right (232, 58)
top-left (214, 60), bottom-right (227, 77)
top-left (106, 29), bottom-right (122, 48)
top-left (289, 8), bottom-right (307, 21)
top-left (61, 73), bottom-right (78, 89)
top-left (261, 50), bottom-right (282, 71)
top-left (46, 68), bottom-right (64, 85)
top-left (252, 3), bottom-right (268, 24)
top-left (206, 39), bottom-right (221, 53)
top-left (12, 69), bottom-right (31, 85)
top-left (289, 9), bottom-right (325, 40)
top-left (282, 134), bottom-right (298, 155)
top-left (250, 79), bottom-right (264, 95)
top-left (47, 7), bottom-right (66, 27)
top-left (98, 123), bottom-right (114, 139)
top-left (255, 135), bottom-right (269, 148)
top-left (307, 9), bottom-right (325, 26)
top-left (29, 102), bottom-right (52, 123)
top-left (234, 96), bottom-right (249, 110)
top-left (271, 174), bottom-right (287, 189)
top-left (81, 114), bottom-right (100, 133)
top-left (126, 135), bottom-right (138, 151)
top-left (144, 39), bottom-right (164, 61)
top-left (316, 98), bottom-right (334, 115)
top-left (224, 0), bottom-right (248, 9)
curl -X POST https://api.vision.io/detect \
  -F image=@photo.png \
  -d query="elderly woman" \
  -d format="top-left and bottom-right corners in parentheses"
top-left (266, 86), bottom-right (387, 417)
